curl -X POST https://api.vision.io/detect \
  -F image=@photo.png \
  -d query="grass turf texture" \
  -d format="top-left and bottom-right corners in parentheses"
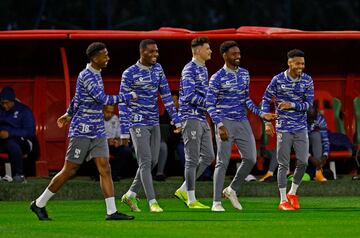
top-left (1, 197), bottom-right (360, 238)
top-left (1, 176), bottom-right (360, 201)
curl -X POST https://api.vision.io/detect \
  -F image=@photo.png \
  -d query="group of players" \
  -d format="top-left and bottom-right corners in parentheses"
top-left (30, 36), bottom-right (313, 221)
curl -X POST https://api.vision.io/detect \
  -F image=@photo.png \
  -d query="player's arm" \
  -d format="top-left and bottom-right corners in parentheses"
top-left (119, 72), bottom-right (132, 142)
top-left (181, 66), bottom-right (206, 108)
top-left (206, 75), bottom-right (228, 141)
top-left (261, 76), bottom-right (277, 136)
top-left (281, 78), bottom-right (314, 111)
top-left (158, 68), bottom-right (181, 132)
top-left (244, 74), bottom-right (276, 121)
top-left (318, 114), bottom-right (330, 157)
top-left (84, 75), bottom-right (136, 105)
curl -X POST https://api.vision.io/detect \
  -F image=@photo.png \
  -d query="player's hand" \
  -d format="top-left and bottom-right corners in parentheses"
top-left (114, 139), bottom-right (121, 147)
top-left (320, 155), bottom-right (328, 167)
top-left (119, 138), bottom-right (129, 146)
top-left (108, 138), bottom-right (115, 146)
top-left (0, 130), bottom-right (9, 139)
top-left (57, 114), bottom-right (71, 128)
top-left (265, 123), bottom-right (275, 137)
top-left (278, 101), bottom-right (293, 110)
top-left (218, 126), bottom-right (229, 141)
top-left (173, 127), bottom-right (182, 134)
top-left (262, 113), bottom-right (277, 121)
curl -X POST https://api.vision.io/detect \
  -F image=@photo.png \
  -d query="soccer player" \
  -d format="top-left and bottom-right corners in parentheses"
top-left (119, 39), bottom-right (181, 213)
top-left (259, 105), bottom-right (329, 183)
top-left (206, 41), bottom-right (276, 212)
top-left (262, 49), bottom-right (314, 210)
top-left (174, 37), bottom-right (214, 209)
top-left (30, 42), bottom-right (136, 221)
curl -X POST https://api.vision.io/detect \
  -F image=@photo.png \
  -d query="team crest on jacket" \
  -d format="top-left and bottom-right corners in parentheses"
top-left (74, 148), bottom-right (81, 159)
top-left (13, 111), bottom-right (19, 118)
top-left (135, 128), bottom-right (141, 137)
top-left (191, 131), bottom-right (197, 139)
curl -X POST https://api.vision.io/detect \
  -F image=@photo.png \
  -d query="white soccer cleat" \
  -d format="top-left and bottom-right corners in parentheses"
top-left (222, 186), bottom-right (243, 210)
top-left (2, 175), bottom-right (13, 182)
top-left (211, 203), bottom-right (225, 212)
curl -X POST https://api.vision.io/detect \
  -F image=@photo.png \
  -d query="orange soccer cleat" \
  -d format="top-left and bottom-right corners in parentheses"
top-left (278, 201), bottom-right (295, 211)
top-left (287, 194), bottom-right (300, 209)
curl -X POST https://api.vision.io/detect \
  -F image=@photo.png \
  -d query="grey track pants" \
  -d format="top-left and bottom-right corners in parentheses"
top-left (213, 120), bottom-right (256, 202)
top-left (277, 130), bottom-right (309, 188)
top-left (129, 125), bottom-right (161, 201)
top-left (182, 119), bottom-right (215, 191)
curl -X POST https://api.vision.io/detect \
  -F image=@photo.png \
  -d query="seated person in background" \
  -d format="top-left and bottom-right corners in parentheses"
top-left (0, 86), bottom-right (35, 183)
top-left (260, 105), bottom-right (329, 182)
top-left (154, 125), bottom-right (168, 181)
top-left (307, 104), bottom-right (330, 182)
top-left (103, 105), bottom-right (135, 180)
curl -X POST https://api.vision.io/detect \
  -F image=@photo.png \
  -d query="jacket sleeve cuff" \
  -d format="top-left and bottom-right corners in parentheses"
top-left (120, 134), bottom-right (130, 139)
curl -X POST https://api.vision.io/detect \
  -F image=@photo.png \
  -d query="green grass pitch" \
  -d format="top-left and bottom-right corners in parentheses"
top-left (1, 197), bottom-right (360, 238)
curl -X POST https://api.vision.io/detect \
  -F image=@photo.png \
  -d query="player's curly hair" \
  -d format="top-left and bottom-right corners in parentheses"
top-left (220, 41), bottom-right (238, 54)
top-left (287, 49), bottom-right (305, 59)
top-left (86, 42), bottom-right (106, 60)
top-left (139, 39), bottom-right (157, 50)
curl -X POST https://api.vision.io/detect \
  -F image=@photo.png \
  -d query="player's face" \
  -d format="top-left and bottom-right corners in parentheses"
top-left (198, 43), bottom-right (212, 62)
top-left (0, 100), bottom-right (14, 111)
top-left (141, 44), bottom-right (159, 66)
top-left (288, 56), bottom-right (305, 78)
top-left (224, 46), bottom-right (241, 67)
top-left (103, 106), bottom-right (115, 121)
top-left (94, 48), bottom-right (110, 69)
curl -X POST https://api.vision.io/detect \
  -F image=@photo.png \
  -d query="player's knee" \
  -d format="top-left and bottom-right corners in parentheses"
top-left (214, 161), bottom-right (227, 170)
top-left (185, 159), bottom-right (198, 168)
top-left (100, 164), bottom-right (112, 176)
top-left (62, 167), bottom-right (78, 178)
top-left (298, 160), bottom-right (308, 168)
top-left (139, 159), bottom-right (152, 170)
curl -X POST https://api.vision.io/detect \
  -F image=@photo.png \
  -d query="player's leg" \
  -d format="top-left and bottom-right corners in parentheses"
top-left (226, 121), bottom-right (256, 210)
top-left (212, 120), bottom-right (233, 211)
top-left (30, 138), bottom-right (87, 220)
top-left (180, 120), bottom-right (203, 207)
top-left (147, 125), bottom-right (163, 212)
top-left (260, 150), bottom-right (278, 182)
top-left (309, 131), bottom-right (327, 182)
top-left (277, 132), bottom-right (294, 210)
top-left (121, 126), bottom-right (150, 212)
top-left (94, 155), bottom-right (134, 220)
top-left (155, 140), bottom-right (168, 180)
top-left (197, 121), bottom-right (215, 179)
top-left (287, 130), bottom-right (309, 209)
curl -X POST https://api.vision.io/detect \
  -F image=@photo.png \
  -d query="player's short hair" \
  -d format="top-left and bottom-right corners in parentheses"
top-left (191, 37), bottom-right (210, 48)
top-left (139, 39), bottom-right (157, 50)
top-left (86, 42), bottom-right (106, 59)
top-left (220, 41), bottom-right (239, 54)
top-left (287, 49), bottom-right (305, 59)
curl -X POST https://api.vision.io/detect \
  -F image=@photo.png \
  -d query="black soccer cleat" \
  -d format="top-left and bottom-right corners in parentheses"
top-left (30, 201), bottom-right (51, 221)
top-left (106, 211), bottom-right (135, 220)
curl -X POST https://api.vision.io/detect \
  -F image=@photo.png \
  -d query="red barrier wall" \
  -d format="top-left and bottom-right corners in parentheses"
top-left (1, 27), bottom-right (359, 175)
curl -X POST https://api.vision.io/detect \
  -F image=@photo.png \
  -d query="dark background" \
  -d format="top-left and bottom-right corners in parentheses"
top-left (1, 0), bottom-right (360, 31)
